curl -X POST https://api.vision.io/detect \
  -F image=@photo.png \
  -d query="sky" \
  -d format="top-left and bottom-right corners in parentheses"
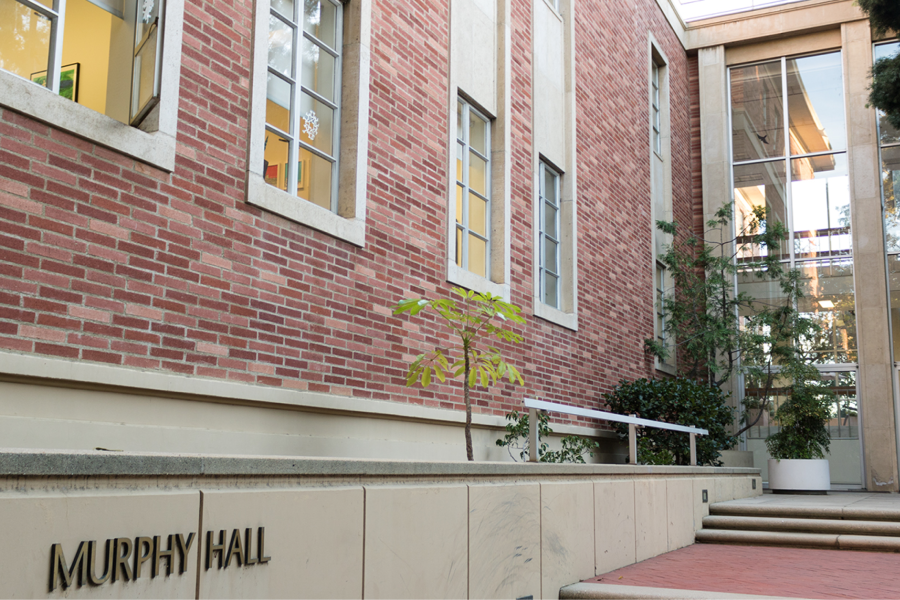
top-left (676, 0), bottom-right (806, 22)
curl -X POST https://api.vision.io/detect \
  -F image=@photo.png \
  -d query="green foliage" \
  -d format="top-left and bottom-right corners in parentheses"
top-left (602, 377), bottom-right (736, 466)
top-left (870, 53), bottom-right (900, 132)
top-left (393, 287), bottom-right (526, 461)
top-left (858, 0), bottom-right (900, 37)
top-left (495, 410), bottom-right (600, 464)
top-left (645, 203), bottom-right (789, 390)
top-left (860, 0), bottom-right (900, 130)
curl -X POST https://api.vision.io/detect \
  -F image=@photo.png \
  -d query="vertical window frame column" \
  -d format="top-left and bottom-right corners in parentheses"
top-left (539, 161), bottom-right (561, 308)
top-left (455, 98), bottom-right (492, 280)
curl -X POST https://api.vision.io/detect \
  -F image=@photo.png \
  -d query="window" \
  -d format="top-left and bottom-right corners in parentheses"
top-left (0, 0), bottom-right (182, 170)
top-left (539, 162), bottom-right (560, 308)
top-left (246, 0), bottom-right (370, 247)
top-left (263, 0), bottom-right (341, 211)
top-left (731, 51), bottom-right (855, 365)
top-left (1, 0), bottom-right (163, 124)
top-left (651, 62), bottom-right (661, 155)
top-left (455, 98), bottom-right (491, 279)
top-left (655, 262), bottom-right (671, 365)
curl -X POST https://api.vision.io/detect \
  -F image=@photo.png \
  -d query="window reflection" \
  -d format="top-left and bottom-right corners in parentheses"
top-left (875, 43), bottom-right (900, 146)
top-left (791, 154), bottom-right (850, 260)
top-left (731, 60), bottom-right (784, 163)
top-left (786, 53), bottom-right (846, 155)
top-left (734, 161), bottom-right (787, 261)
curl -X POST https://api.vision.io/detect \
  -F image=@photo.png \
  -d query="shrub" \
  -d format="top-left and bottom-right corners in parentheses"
top-left (496, 410), bottom-right (600, 464)
top-left (603, 378), bottom-right (736, 466)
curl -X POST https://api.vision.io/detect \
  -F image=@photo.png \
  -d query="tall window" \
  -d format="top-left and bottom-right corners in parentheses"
top-left (877, 42), bottom-right (900, 356)
top-left (455, 98), bottom-right (491, 278)
top-left (655, 262), bottom-right (668, 358)
top-left (651, 62), bottom-right (661, 155)
top-left (263, 0), bottom-right (342, 211)
top-left (731, 51), bottom-right (854, 366)
top-left (0, 0), bottom-right (165, 125)
top-left (539, 162), bottom-right (560, 308)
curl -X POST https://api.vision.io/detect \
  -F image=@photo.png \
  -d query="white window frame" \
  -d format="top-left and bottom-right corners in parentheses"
top-left (454, 98), bottom-right (492, 280)
top-left (538, 161), bottom-right (561, 309)
top-left (0, 0), bottom-right (185, 171)
top-left (651, 62), bottom-right (662, 156)
top-left (246, 0), bottom-right (371, 247)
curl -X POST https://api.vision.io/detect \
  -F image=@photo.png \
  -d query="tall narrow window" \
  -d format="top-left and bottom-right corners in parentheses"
top-left (656, 262), bottom-right (668, 360)
top-left (651, 62), bottom-right (661, 155)
top-left (263, 0), bottom-right (342, 211)
top-left (455, 98), bottom-right (491, 278)
top-left (0, 0), bottom-right (166, 126)
top-left (539, 162), bottom-right (561, 308)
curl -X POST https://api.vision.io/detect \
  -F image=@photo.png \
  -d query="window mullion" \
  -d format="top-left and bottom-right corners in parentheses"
top-left (46, 0), bottom-right (67, 95)
top-left (286, 14), bottom-right (301, 195)
top-left (782, 56), bottom-right (795, 269)
top-left (461, 104), bottom-right (469, 270)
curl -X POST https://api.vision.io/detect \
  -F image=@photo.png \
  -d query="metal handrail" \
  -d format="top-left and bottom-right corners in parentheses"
top-left (523, 397), bottom-right (708, 466)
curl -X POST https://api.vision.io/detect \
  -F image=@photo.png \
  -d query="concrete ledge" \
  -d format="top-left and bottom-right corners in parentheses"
top-left (0, 449), bottom-right (762, 478)
top-left (560, 582), bottom-right (791, 599)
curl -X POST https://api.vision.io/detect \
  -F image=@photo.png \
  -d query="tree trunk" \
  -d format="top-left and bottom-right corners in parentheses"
top-left (464, 359), bottom-right (473, 461)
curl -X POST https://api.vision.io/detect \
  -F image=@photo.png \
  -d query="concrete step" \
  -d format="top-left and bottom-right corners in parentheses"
top-left (695, 528), bottom-right (900, 552)
top-left (710, 502), bottom-right (900, 522)
top-left (702, 514), bottom-right (900, 536)
top-left (560, 581), bottom-right (791, 599)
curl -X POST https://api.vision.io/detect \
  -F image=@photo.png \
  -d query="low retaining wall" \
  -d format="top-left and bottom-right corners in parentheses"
top-left (0, 451), bottom-right (762, 599)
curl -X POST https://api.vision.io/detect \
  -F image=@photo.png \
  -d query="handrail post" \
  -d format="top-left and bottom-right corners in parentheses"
top-left (628, 414), bottom-right (638, 465)
top-left (689, 432), bottom-right (697, 466)
top-left (528, 407), bottom-right (539, 463)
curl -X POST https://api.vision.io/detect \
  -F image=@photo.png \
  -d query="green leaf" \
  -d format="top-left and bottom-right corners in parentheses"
top-left (422, 366), bottom-right (431, 387)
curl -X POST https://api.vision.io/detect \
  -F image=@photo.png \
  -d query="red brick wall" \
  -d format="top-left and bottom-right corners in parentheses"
top-left (0, 0), bottom-right (695, 430)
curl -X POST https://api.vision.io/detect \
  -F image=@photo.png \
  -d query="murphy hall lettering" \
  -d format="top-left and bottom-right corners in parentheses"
top-left (50, 527), bottom-right (269, 591)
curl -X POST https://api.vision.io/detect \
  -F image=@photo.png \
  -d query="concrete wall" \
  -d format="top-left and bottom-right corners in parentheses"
top-left (0, 451), bottom-right (761, 599)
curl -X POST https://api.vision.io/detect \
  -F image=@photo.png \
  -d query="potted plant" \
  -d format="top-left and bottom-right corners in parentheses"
top-left (764, 359), bottom-right (834, 494)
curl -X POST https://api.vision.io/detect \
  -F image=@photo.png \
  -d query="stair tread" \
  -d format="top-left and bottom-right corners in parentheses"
top-left (696, 529), bottom-right (900, 552)
top-left (710, 503), bottom-right (900, 522)
top-left (702, 514), bottom-right (900, 536)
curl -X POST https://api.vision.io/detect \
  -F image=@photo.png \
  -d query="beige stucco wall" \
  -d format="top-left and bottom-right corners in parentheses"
top-left (0, 451), bottom-right (762, 599)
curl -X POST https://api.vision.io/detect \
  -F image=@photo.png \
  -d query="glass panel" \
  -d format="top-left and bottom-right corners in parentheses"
top-left (821, 371), bottom-right (858, 440)
top-left (543, 272), bottom-right (559, 308)
top-left (268, 14), bottom-right (293, 77)
top-left (0, 0), bottom-right (53, 83)
top-left (888, 255), bottom-right (900, 356)
top-left (455, 184), bottom-right (463, 224)
top-left (456, 142), bottom-right (464, 182)
top-left (731, 60), bottom-right (784, 163)
top-left (733, 160), bottom-right (788, 261)
top-left (883, 146), bottom-right (900, 253)
top-left (468, 235), bottom-right (487, 278)
top-left (875, 43), bottom-right (900, 146)
top-left (300, 37), bottom-right (335, 103)
top-left (469, 152), bottom-right (487, 196)
top-left (791, 153), bottom-right (851, 260)
top-left (299, 91), bottom-right (335, 156)
top-left (469, 193), bottom-right (487, 237)
top-left (270, 0), bottom-right (293, 19)
top-left (303, 0), bottom-right (336, 49)
top-left (263, 130), bottom-right (290, 192)
top-left (543, 238), bottom-right (558, 273)
top-left (797, 258), bottom-right (856, 364)
top-left (786, 52), bottom-right (846, 155)
top-left (266, 73), bottom-right (292, 131)
top-left (457, 101), bottom-right (464, 141)
top-left (135, 0), bottom-right (161, 46)
top-left (469, 111), bottom-right (487, 156)
top-left (543, 168), bottom-right (558, 205)
top-left (297, 147), bottom-right (333, 209)
top-left (543, 203), bottom-right (558, 239)
top-left (455, 228), bottom-right (463, 267)
top-left (132, 26), bottom-right (158, 118)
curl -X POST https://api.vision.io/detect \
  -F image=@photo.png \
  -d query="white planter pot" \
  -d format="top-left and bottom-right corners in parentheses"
top-left (768, 458), bottom-right (830, 493)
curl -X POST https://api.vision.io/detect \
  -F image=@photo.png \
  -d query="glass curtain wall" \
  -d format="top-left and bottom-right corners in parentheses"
top-left (730, 52), bottom-right (860, 484)
top-left (878, 43), bottom-right (900, 357)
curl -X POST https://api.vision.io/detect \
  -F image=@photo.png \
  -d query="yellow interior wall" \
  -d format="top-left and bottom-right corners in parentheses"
top-left (0, 0), bottom-right (53, 81)
top-left (61, 0), bottom-right (113, 115)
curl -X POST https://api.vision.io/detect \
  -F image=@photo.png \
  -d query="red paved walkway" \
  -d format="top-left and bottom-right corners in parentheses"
top-left (586, 544), bottom-right (900, 599)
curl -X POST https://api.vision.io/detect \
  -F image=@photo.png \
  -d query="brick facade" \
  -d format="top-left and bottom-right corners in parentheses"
top-left (0, 0), bottom-right (695, 430)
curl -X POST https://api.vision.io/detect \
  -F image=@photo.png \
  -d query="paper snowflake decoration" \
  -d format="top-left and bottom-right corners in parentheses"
top-left (303, 110), bottom-right (319, 141)
top-left (141, 0), bottom-right (155, 22)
